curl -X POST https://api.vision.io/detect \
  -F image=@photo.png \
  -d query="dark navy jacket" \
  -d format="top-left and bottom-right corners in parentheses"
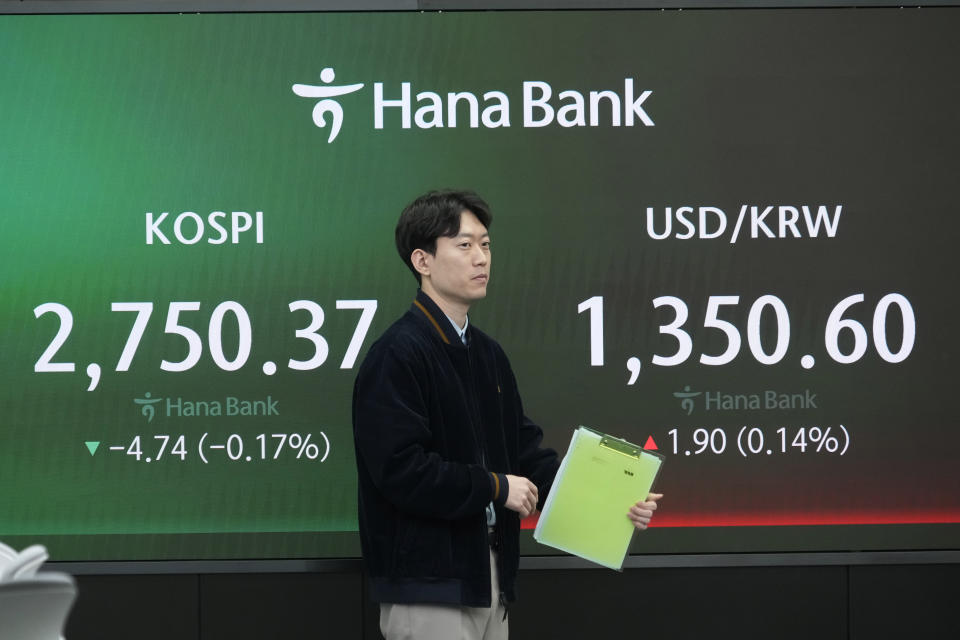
top-left (352, 290), bottom-right (559, 606)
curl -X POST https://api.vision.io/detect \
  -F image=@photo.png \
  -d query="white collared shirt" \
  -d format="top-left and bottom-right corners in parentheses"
top-left (446, 314), bottom-right (469, 345)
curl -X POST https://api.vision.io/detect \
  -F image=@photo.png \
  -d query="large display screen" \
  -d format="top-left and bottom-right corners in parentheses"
top-left (2, 9), bottom-right (958, 562)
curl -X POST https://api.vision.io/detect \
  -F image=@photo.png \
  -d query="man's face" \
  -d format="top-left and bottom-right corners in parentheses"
top-left (422, 210), bottom-right (491, 308)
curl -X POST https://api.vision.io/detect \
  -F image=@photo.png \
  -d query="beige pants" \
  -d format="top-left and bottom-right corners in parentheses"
top-left (379, 549), bottom-right (508, 640)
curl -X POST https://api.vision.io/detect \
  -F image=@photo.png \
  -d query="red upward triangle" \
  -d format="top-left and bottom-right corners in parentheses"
top-left (643, 435), bottom-right (658, 450)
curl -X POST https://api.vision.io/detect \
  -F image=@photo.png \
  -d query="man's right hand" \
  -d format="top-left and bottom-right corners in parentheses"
top-left (504, 475), bottom-right (538, 518)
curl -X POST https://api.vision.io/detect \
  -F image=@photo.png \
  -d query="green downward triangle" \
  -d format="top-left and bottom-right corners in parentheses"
top-left (85, 441), bottom-right (100, 456)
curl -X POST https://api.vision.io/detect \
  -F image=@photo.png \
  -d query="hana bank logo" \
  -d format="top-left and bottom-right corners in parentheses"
top-left (135, 392), bottom-right (162, 422)
top-left (292, 65), bottom-right (655, 144)
top-left (292, 67), bottom-right (364, 143)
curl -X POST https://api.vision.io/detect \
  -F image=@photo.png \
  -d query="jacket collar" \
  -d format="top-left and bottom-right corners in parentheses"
top-left (411, 289), bottom-right (464, 347)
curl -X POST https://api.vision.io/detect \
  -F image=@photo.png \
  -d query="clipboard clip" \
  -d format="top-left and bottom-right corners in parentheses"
top-left (599, 435), bottom-right (642, 460)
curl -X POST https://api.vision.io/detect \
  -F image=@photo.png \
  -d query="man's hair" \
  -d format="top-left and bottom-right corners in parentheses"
top-left (395, 190), bottom-right (493, 283)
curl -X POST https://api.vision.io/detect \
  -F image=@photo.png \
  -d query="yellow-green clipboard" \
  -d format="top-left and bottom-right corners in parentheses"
top-left (533, 426), bottom-right (664, 570)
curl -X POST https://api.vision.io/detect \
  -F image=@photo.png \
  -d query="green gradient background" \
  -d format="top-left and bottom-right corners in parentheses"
top-left (1, 10), bottom-right (959, 560)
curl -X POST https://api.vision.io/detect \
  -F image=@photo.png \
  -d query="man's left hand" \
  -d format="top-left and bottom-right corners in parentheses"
top-left (627, 492), bottom-right (663, 530)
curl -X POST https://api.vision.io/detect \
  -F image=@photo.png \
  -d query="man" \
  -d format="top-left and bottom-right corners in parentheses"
top-left (353, 190), bottom-right (661, 640)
